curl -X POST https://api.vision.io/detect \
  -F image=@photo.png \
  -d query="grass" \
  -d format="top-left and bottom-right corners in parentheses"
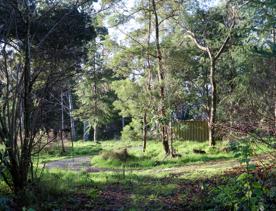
top-left (33, 138), bottom-right (274, 171)
top-left (90, 139), bottom-right (272, 169)
top-left (0, 167), bottom-right (215, 210)
top-left (34, 141), bottom-right (103, 163)
top-left (1, 162), bottom-right (274, 210)
top-left (0, 138), bottom-right (275, 210)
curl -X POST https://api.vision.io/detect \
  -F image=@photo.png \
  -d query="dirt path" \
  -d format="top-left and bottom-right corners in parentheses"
top-left (45, 156), bottom-right (109, 172)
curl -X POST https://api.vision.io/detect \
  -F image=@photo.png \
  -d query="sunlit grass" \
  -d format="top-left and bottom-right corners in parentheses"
top-left (35, 139), bottom-right (273, 170)
top-left (1, 140), bottom-right (275, 210)
top-left (91, 140), bottom-right (233, 169)
top-left (34, 141), bottom-right (103, 163)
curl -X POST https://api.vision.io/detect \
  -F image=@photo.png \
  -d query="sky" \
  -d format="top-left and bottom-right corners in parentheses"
top-left (95, 0), bottom-right (225, 43)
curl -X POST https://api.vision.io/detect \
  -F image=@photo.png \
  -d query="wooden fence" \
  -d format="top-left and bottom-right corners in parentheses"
top-left (173, 120), bottom-right (208, 141)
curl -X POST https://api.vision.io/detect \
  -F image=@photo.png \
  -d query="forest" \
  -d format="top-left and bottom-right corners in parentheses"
top-left (0, 0), bottom-right (275, 210)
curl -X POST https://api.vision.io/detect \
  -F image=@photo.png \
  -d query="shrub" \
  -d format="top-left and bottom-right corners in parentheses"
top-left (100, 148), bottom-right (132, 162)
top-left (211, 138), bottom-right (273, 210)
top-left (121, 119), bottom-right (142, 141)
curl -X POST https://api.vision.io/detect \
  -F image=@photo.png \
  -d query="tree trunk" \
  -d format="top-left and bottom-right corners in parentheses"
top-left (152, 0), bottom-right (170, 155)
top-left (209, 60), bottom-right (217, 146)
top-left (274, 101), bottom-right (276, 135)
top-left (143, 0), bottom-right (152, 153)
top-left (273, 29), bottom-right (276, 135)
top-left (83, 121), bottom-right (90, 141)
top-left (143, 112), bottom-right (147, 152)
top-left (60, 92), bottom-right (65, 153)
top-left (16, 9), bottom-right (32, 194)
top-left (122, 117), bottom-right (125, 128)
top-left (169, 120), bottom-right (174, 157)
top-left (162, 126), bottom-right (170, 154)
top-left (68, 91), bottom-right (76, 141)
top-left (93, 123), bottom-right (97, 142)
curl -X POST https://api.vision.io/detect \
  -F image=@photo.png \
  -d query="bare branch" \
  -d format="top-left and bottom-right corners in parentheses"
top-left (214, 22), bottom-right (235, 60)
top-left (185, 31), bottom-right (209, 52)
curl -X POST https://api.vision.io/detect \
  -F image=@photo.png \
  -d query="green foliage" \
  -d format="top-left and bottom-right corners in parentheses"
top-left (111, 79), bottom-right (153, 140)
top-left (212, 174), bottom-right (270, 211)
top-left (111, 79), bottom-right (142, 118)
top-left (211, 139), bottom-right (272, 210)
top-left (121, 119), bottom-right (142, 141)
top-left (73, 40), bottom-right (115, 136)
top-left (91, 140), bottom-right (234, 169)
top-left (230, 140), bottom-right (254, 169)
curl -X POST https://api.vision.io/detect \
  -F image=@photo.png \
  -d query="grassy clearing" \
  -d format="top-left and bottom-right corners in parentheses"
top-left (90, 140), bottom-right (272, 169)
top-left (0, 167), bottom-right (226, 210)
top-left (1, 162), bottom-right (275, 210)
top-left (34, 141), bottom-right (103, 163)
top-left (1, 139), bottom-right (275, 210)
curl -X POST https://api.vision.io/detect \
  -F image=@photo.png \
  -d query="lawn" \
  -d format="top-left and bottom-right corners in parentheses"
top-left (36, 139), bottom-right (272, 169)
top-left (91, 139), bottom-right (271, 169)
top-left (1, 139), bottom-right (275, 210)
top-left (1, 160), bottom-right (275, 210)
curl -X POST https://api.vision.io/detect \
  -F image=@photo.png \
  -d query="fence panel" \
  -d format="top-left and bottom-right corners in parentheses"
top-left (173, 121), bottom-right (208, 141)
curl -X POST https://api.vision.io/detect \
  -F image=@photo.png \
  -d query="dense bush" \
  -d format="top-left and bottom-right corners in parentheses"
top-left (211, 139), bottom-right (276, 210)
top-left (100, 148), bottom-right (132, 162)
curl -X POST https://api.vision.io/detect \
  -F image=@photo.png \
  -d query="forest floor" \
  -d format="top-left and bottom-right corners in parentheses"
top-left (1, 140), bottom-right (275, 210)
top-left (40, 152), bottom-right (275, 210)
top-left (44, 153), bottom-right (271, 176)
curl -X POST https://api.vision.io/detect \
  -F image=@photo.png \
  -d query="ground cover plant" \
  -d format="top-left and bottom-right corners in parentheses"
top-left (0, 0), bottom-right (276, 210)
top-left (1, 143), bottom-right (275, 210)
top-left (90, 140), bottom-right (272, 169)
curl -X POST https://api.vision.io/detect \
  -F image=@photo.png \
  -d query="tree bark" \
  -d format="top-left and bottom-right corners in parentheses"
top-left (143, 112), bottom-right (147, 152)
top-left (16, 8), bottom-right (32, 193)
top-left (209, 60), bottom-right (217, 146)
top-left (169, 120), bottom-right (174, 156)
top-left (152, 0), bottom-right (170, 155)
top-left (60, 92), bottom-right (65, 153)
top-left (143, 0), bottom-right (152, 153)
top-left (93, 123), bottom-right (97, 142)
top-left (122, 117), bottom-right (125, 128)
top-left (273, 29), bottom-right (276, 135)
top-left (68, 91), bottom-right (76, 141)
top-left (83, 120), bottom-right (90, 141)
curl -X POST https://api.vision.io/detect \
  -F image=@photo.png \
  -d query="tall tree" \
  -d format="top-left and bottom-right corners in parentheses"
top-left (0, 0), bottom-right (96, 196)
top-left (176, 2), bottom-right (238, 146)
top-left (74, 39), bottom-right (113, 142)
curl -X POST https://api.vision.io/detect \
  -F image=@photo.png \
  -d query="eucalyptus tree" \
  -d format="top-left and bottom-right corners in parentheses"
top-left (104, 0), bottom-right (156, 151)
top-left (109, 37), bottom-right (156, 150)
top-left (248, 0), bottom-right (276, 133)
top-left (106, 0), bottom-right (181, 154)
top-left (174, 1), bottom-right (239, 146)
top-left (216, 0), bottom-right (276, 137)
top-left (73, 35), bottom-right (114, 142)
top-left (0, 0), bottom-right (96, 196)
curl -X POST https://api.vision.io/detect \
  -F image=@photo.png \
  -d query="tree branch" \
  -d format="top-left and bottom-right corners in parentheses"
top-left (214, 22), bottom-right (235, 61)
top-left (185, 31), bottom-right (209, 52)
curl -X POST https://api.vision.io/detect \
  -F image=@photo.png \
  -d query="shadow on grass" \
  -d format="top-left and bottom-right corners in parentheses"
top-left (9, 170), bottom-right (231, 210)
top-left (0, 170), bottom-right (214, 210)
top-left (38, 143), bottom-right (103, 163)
top-left (1, 162), bottom-right (275, 210)
top-left (92, 153), bottom-right (233, 170)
